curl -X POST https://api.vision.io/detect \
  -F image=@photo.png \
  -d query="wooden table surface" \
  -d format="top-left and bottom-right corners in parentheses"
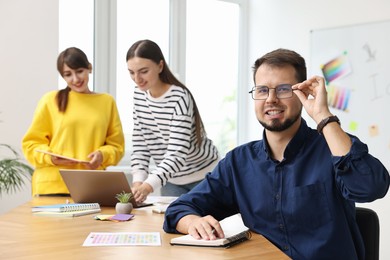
top-left (0, 196), bottom-right (290, 260)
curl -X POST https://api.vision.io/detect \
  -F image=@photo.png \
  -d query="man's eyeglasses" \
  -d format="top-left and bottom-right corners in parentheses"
top-left (249, 84), bottom-right (294, 100)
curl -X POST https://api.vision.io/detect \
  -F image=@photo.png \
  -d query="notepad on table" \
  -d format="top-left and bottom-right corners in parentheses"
top-left (170, 213), bottom-right (251, 248)
top-left (33, 208), bottom-right (101, 217)
top-left (32, 203), bottom-right (100, 212)
top-left (32, 203), bottom-right (101, 217)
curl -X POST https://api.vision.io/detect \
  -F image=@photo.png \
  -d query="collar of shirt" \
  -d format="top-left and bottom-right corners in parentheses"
top-left (261, 118), bottom-right (313, 163)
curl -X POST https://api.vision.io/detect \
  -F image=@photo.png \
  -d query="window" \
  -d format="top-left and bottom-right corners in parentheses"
top-left (186, 0), bottom-right (240, 156)
top-left (116, 0), bottom-right (170, 161)
top-left (58, 0), bottom-right (94, 89)
top-left (59, 0), bottom-right (247, 163)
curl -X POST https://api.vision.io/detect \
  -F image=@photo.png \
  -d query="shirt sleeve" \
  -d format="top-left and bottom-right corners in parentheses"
top-left (333, 135), bottom-right (390, 202)
top-left (21, 93), bottom-right (56, 167)
top-left (130, 103), bottom-right (151, 183)
top-left (98, 98), bottom-right (125, 168)
top-left (163, 156), bottom-right (239, 233)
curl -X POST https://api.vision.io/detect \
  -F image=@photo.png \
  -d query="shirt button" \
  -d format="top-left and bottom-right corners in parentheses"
top-left (275, 194), bottom-right (280, 200)
top-left (279, 224), bottom-right (284, 230)
top-left (283, 245), bottom-right (289, 251)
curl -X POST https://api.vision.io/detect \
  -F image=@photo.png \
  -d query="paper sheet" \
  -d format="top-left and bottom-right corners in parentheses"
top-left (83, 232), bottom-right (161, 246)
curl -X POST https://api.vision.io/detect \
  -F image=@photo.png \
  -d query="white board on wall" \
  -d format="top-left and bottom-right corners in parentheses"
top-left (310, 20), bottom-right (390, 170)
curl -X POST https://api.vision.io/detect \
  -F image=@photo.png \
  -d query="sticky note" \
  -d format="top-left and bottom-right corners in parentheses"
top-left (349, 121), bottom-right (358, 132)
top-left (110, 214), bottom-right (134, 221)
top-left (368, 125), bottom-right (379, 137)
top-left (94, 214), bottom-right (115, 221)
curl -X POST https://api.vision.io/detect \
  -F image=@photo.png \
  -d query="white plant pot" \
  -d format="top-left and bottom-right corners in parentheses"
top-left (115, 202), bottom-right (133, 214)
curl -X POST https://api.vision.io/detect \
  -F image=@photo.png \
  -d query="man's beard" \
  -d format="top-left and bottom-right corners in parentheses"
top-left (259, 112), bottom-right (301, 132)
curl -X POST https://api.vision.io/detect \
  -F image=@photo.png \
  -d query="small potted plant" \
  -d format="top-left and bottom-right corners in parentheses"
top-left (115, 190), bottom-right (133, 214)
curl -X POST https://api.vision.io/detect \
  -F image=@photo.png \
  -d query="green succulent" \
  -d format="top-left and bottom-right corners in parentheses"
top-left (115, 190), bottom-right (133, 203)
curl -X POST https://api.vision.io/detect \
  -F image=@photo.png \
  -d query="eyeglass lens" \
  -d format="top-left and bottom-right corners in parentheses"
top-left (251, 84), bottom-right (293, 100)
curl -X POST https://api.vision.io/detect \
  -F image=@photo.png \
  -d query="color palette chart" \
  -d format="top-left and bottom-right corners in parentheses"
top-left (321, 52), bottom-right (352, 84)
top-left (83, 232), bottom-right (161, 246)
top-left (326, 84), bottom-right (351, 111)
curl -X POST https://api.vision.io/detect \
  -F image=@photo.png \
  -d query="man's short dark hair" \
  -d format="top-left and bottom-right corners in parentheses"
top-left (252, 49), bottom-right (307, 84)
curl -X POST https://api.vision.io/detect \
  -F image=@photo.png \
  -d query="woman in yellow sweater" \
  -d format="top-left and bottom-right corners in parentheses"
top-left (22, 47), bottom-right (125, 196)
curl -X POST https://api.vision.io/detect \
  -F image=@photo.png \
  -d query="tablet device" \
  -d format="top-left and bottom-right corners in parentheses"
top-left (59, 169), bottom-right (153, 207)
top-left (36, 149), bottom-right (89, 163)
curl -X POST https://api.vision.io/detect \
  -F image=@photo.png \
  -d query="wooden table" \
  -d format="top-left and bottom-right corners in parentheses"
top-left (0, 197), bottom-right (290, 260)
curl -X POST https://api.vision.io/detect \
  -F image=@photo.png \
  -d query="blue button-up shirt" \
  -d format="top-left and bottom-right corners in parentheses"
top-left (164, 119), bottom-right (390, 260)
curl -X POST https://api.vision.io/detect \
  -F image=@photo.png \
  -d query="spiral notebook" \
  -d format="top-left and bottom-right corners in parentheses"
top-left (32, 203), bottom-right (100, 213)
top-left (170, 214), bottom-right (251, 248)
top-left (32, 202), bottom-right (101, 217)
top-left (33, 208), bottom-right (101, 217)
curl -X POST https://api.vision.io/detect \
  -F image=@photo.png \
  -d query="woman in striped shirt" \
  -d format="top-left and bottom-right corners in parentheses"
top-left (126, 39), bottom-right (219, 203)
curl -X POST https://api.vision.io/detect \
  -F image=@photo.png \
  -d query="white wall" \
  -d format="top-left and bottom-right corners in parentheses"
top-left (246, 0), bottom-right (390, 259)
top-left (0, 0), bottom-right (58, 212)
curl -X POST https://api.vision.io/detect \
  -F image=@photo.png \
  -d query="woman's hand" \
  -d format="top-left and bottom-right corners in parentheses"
top-left (51, 156), bottom-right (78, 166)
top-left (85, 150), bottom-right (103, 169)
top-left (132, 182), bottom-right (153, 203)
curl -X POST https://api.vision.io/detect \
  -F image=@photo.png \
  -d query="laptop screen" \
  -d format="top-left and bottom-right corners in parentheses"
top-left (59, 169), bottom-right (151, 207)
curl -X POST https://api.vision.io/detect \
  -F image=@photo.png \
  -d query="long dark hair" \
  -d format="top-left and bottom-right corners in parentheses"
top-left (126, 39), bottom-right (205, 145)
top-left (56, 47), bottom-right (91, 112)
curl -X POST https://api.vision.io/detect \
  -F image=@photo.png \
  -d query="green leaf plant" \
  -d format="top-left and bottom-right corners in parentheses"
top-left (0, 144), bottom-right (33, 196)
top-left (115, 190), bottom-right (133, 203)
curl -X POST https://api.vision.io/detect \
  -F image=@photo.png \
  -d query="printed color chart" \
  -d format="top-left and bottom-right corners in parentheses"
top-left (83, 232), bottom-right (161, 246)
top-left (327, 84), bottom-right (351, 111)
top-left (321, 52), bottom-right (352, 84)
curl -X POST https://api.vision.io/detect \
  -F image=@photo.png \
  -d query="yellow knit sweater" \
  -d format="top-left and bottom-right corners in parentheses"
top-left (22, 90), bottom-right (125, 195)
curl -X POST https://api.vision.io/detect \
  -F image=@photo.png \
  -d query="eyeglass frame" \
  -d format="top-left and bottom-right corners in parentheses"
top-left (248, 84), bottom-right (294, 100)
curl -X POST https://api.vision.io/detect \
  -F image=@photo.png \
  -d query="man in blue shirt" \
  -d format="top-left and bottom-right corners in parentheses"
top-left (163, 49), bottom-right (390, 260)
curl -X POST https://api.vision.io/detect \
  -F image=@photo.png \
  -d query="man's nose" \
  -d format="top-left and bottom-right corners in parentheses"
top-left (265, 88), bottom-right (278, 102)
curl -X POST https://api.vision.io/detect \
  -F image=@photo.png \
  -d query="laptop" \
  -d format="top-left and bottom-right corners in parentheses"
top-left (59, 169), bottom-right (153, 207)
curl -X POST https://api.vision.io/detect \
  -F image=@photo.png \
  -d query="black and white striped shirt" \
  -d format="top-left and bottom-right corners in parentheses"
top-left (130, 85), bottom-right (219, 190)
